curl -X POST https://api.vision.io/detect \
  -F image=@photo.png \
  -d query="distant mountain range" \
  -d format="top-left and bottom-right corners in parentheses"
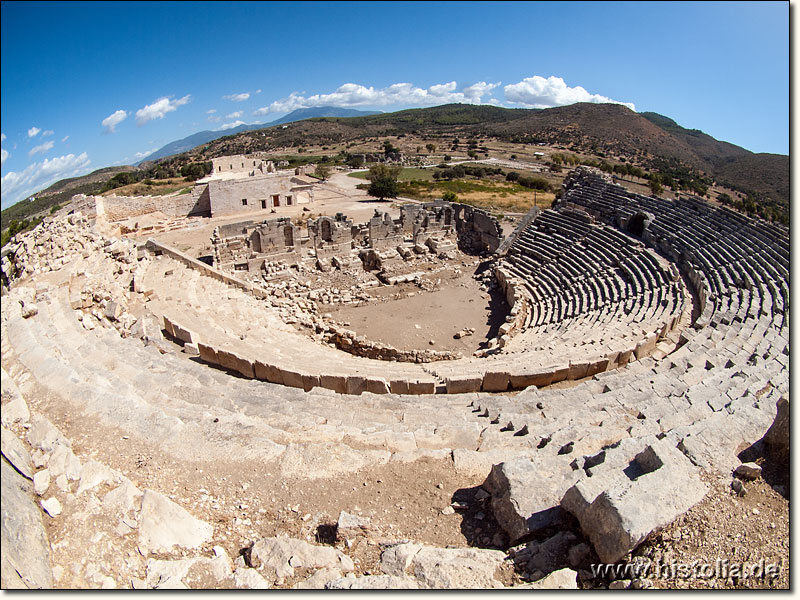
top-left (4, 102), bottom-right (787, 230)
top-left (137, 106), bottom-right (382, 164)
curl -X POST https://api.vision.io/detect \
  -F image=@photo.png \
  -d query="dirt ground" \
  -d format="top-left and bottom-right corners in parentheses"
top-left (324, 264), bottom-right (508, 355)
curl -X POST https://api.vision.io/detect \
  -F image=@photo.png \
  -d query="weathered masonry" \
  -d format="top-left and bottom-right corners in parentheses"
top-left (192, 155), bottom-right (316, 217)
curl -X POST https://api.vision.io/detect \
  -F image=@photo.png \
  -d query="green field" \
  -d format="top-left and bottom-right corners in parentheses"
top-left (347, 167), bottom-right (436, 182)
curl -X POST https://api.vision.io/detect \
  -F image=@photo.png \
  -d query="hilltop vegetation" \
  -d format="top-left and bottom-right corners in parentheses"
top-left (2, 102), bottom-right (788, 246)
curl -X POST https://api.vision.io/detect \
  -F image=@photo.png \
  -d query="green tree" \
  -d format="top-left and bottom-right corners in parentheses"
top-left (314, 164), bottom-right (331, 181)
top-left (649, 175), bottom-right (663, 196)
top-left (366, 163), bottom-right (401, 200)
top-left (442, 191), bottom-right (458, 203)
top-left (426, 143), bottom-right (436, 154)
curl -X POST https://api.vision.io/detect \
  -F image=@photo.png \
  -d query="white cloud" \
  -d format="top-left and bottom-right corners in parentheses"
top-left (134, 148), bottom-right (158, 159)
top-left (1, 149), bottom-right (8, 166)
top-left (1, 133), bottom-right (6, 142)
top-left (253, 80), bottom-right (500, 116)
top-left (218, 120), bottom-right (246, 131)
top-left (463, 81), bottom-right (502, 101)
top-left (135, 95), bottom-right (191, 125)
top-left (61, 135), bottom-right (69, 143)
top-left (503, 76), bottom-right (635, 111)
top-left (225, 111), bottom-right (243, 119)
top-left (28, 127), bottom-right (41, 138)
top-left (255, 89), bottom-right (262, 94)
top-left (1, 152), bottom-right (91, 209)
top-left (223, 92), bottom-right (250, 102)
top-left (28, 141), bottom-right (54, 157)
top-left (42, 130), bottom-right (54, 137)
top-left (206, 109), bottom-right (217, 114)
top-left (102, 109), bottom-right (128, 133)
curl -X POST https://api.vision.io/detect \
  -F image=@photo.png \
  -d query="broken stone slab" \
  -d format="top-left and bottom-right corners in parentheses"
top-left (0, 460), bottom-right (53, 589)
top-left (0, 369), bottom-right (30, 427)
top-left (326, 575), bottom-right (420, 589)
top-left (247, 537), bottom-right (354, 584)
top-left (145, 548), bottom-right (234, 589)
top-left (233, 566), bottom-right (271, 589)
top-left (734, 462), bottom-right (762, 481)
top-left (77, 459), bottom-right (120, 495)
top-left (138, 490), bottom-right (213, 555)
top-left (510, 531), bottom-right (578, 578)
top-left (484, 455), bottom-right (580, 544)
top-left (32, 470), bottom-right (50, 496)
top-left (46, 443), bottom-right (82, 481)
top-left (381, 543), bottom-right (506, 589)
top-left (1, 426), bottom-right (34, 480)
top-left (517, 568), bottom-right (579, 589)
top-left (26, 415), bottom-right (69, 453)
top-left (337, 511), bottom-right (373, 541)
top-left (103, 478), bottom-right (143, 515)
top-left (40, 497), bottom-right (62, 517)
top-left (561, 439), bottom-right (708, 564)
top-left (292, 568), bottom-right (343, 589)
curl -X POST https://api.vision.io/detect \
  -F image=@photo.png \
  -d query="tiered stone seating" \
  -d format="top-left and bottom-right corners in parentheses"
top-left (0, 186), bottom-right (788, 559)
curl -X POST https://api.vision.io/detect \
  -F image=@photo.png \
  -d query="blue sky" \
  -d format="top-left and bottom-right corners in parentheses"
top-left (0, 1), bottom-right (789, 210)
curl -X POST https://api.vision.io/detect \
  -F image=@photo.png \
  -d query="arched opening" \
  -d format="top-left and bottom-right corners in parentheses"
top-left (320, 219), bottom-right (333, 242)
top-left (628, 213), bottom-right (648, 237)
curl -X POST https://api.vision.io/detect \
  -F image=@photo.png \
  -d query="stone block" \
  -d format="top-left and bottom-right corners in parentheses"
top-left (280, 369), bottom-right (305, 390)
top-left (550, 365), bottom-right (570, 384)
top-left (567, 361), bottom-right (590, 381)
top-left (390, 380), bottom-right (409, 394)
top-left (345, 376), bottom-right (368, 396)
top-left (484, 456), bottom-right (580, 544)
top-left (217, 350), bottom-right (254, 379)
top-left (482, 371), bottom-right (510, 392)
top-left (364, 378), bottom-right (390, 395)
top-left (253, 361), bottom-right (283, 385)
top-left (445, 376), bottom-right (482, 394)
top-left (198, 343), bottom-right (218, 365)
top-left (171, 322), bottom-right (194, 345)
top-left (561, 439), bottom-right (708, 564)
top-left (616, 348), bottom-right (634, 367)
top-left (407, 380), bottom-right (436, 395)
top-left (163, 315), bottom-right (175, 338)
top-left (585, 357), bottom-right (611, 378)
top-left (320, 374), bottom-right (347, 394)
top-left (634, 332), bottom-right (658, 360)
top-left (509, 367), bottom-right (554, 389)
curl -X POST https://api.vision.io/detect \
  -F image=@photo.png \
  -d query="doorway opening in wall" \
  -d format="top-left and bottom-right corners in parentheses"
top-left (272, 195), bottom-right (280, 207)
top-left (261, 200), bottom-right (267, 209)
top-left (286, 196), bottom-right (293, 206)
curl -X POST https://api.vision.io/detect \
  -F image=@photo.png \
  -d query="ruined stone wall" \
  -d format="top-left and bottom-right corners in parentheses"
top-left (202, 174), bottom-right (313, 217)
top-left (368, 211), bottom-right (404, 250)
top-left (453, 204), bottom-right (503, 252)
top-left (212, 217), bottom-right (300, 270)
top-left (211, 154), bottom-right (274, 176)
top-left (309, 215), bottom-right (353, 258)
top-left (92, 192), bottom-right (210, 222)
